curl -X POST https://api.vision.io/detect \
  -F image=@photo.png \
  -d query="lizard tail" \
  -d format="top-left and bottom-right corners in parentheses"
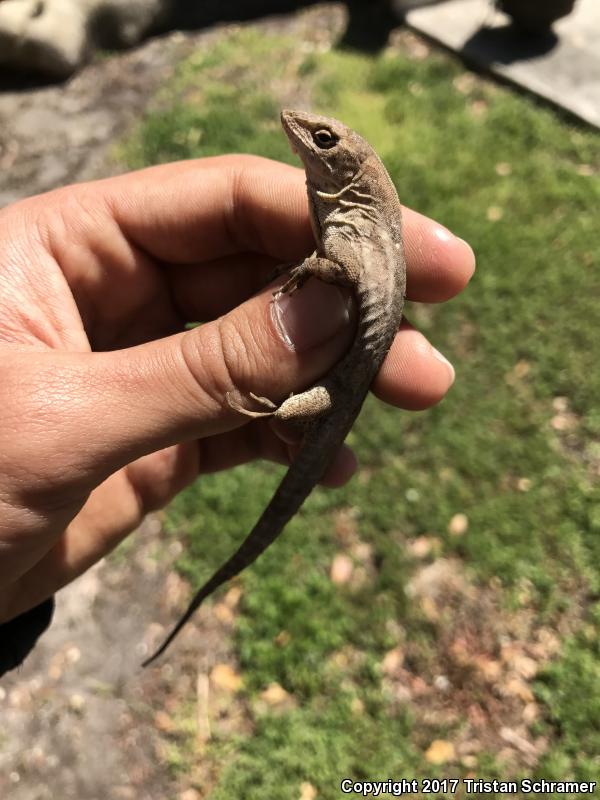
top-left (142, 418), bottom-right (351, 668)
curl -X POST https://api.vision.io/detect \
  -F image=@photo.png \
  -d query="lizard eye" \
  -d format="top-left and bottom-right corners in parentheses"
top-left (313, 128), bottom-right (338, 149)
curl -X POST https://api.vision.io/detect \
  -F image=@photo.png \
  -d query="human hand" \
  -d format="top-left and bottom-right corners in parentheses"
top-left (0, 156), bottom-right (475, 623)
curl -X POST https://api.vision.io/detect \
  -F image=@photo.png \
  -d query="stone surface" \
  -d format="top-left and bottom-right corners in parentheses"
top-left (0, 0), bottom-right (170, 77)
top-left (401, 0), bottom-right (600, 127)
top-left (0, 26), bottom-right (221, 209)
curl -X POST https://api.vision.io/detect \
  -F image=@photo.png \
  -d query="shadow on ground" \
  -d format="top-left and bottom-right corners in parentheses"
top-left (462, 23), bottom-right (559, 65)
top-left (0, 0), bottom-right (403, 92)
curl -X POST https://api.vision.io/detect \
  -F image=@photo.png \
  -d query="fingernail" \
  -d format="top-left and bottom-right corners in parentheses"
top-left (272, 279), bottom-right (353, 351)
top-left (432, 347), bottom-right (455, 385)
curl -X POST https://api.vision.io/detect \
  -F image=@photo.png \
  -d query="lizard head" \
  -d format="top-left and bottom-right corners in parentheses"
top-left (281, 109), bottom-right (369, 188)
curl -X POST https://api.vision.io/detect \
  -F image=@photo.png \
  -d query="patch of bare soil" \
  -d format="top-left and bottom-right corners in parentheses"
top-left (0, 515), bottom-right (244, 800)
top-left (332, 511), bottom-right (583, 773)
top-left (385, 551), bottom-right (581, 771)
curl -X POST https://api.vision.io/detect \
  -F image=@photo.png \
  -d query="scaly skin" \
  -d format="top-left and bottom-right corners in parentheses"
top-left (143, 110), bottom-right (406, 666)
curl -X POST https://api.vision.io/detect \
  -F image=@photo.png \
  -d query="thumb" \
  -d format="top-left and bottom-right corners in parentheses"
top-left (12, 278), bottom-right (354, 495)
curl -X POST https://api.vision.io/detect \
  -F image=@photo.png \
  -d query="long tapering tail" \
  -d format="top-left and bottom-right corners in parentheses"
top-left (141, 472), bottom-right (307, 666)
top-left (141, 413), bottom-right (353, 667)
top-left (142, 346), bottom-right (376, 667)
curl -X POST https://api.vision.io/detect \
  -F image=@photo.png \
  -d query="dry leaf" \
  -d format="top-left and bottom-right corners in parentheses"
top-left (421, 596), bottom-right (439, 622)
top-left (425, 739), bottom-right (456, 764)
top-left (495, 162), bottom-right (512, 176)
top-left (381, 646), bottom-right (404, 676)
top-left (500, 727), bottom-right (537, 756)
top-left (523, 702), bottom-right (539, 724)
top-left (210, 663), bottom-right (243, 693)
top-left (161, 571), bottom-right (189, 611)
top-left (154, 710), bottom-right (174, 733)
top-left (448, 513), bottom-right (469, 536)
top-left (407, 536), bottom-right (439, 558)
top-left (261, 683), bottom-right (291, 706)
top-left (330, 554), bottom-right (353, 585)
top-left (179, 790), bottom-right (202, 800)
top-left (511, 654), bottom-right (538, 680)
top-left (213, 602), bottom-right (235, 624)
top-left (473, 655), bottom-right (502, 682)
top-left (69, 693), bottom-right (85, 712)
top-left (274, 630), bottom-right (291, 647)
top-left (351, 697), bottom-right (365, 715)
top-left (453, 73), bottom-right (476, 94)
top-left (504, 677), bottom-right (534, 703)
top-left (470, 99), bottom-right (488, 116)
top-left (299, 782), bottom-right (317, 800)
top-left (196, 672), bottom-right (211, 745)
top-left (552, 396), bottom-right (568, 412)
top-left (351, 541), bottom-right (373, 563)
top-left (577, 164), bottom-right (594, 176)
top-left (224, 585), bottom-right (242, 608)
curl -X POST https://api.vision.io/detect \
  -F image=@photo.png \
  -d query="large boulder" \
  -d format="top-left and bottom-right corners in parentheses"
top-left (0, 0), bottom-right (173, 78)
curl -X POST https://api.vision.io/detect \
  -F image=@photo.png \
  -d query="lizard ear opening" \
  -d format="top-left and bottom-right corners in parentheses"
top-left (312, 128), bottom-right (338, 149)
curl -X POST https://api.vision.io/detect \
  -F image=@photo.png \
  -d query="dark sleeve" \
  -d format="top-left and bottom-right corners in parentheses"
top-left (0, 596), bottom-right (55, 678)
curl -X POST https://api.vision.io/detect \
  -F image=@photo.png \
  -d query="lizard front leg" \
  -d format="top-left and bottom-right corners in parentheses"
top-left (229, 255), bottom-right (348, 422)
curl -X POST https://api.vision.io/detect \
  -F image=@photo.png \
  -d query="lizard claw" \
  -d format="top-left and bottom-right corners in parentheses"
top-left (226, 391), bottom-right (278, 418)
top-left (248, 392), bottom-right (278, 410)
top-left (279, 265), bottom-right (310, 295)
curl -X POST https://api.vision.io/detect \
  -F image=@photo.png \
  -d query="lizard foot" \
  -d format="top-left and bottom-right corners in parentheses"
top-left (265, 260), bottom-right (298, 286)
top-left (275, 256), bottom-right (352, 296)
top-left (226, 391), bottom-right (280, 418)
top-left (277, 264), bottom-right (310, 296)
top-left (228, 386), bottom-right (333, 423)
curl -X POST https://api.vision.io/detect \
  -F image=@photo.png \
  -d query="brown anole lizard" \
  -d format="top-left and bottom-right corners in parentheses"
top-left (142, 110), bottom-right (406, 667)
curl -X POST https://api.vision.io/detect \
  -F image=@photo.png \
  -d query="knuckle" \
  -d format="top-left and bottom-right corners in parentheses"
top-left (180, 312), bottom-right (271, 412)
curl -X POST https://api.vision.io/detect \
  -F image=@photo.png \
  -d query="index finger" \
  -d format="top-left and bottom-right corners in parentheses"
top-left (62, 155), bottom-right (476, 303)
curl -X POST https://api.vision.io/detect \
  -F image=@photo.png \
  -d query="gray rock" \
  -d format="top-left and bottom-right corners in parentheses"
top-left (0, 0), bottom-right (173, 77)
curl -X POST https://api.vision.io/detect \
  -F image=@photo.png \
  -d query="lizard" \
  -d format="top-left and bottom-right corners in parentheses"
top-left (142, 109), bottom-right (406, 667)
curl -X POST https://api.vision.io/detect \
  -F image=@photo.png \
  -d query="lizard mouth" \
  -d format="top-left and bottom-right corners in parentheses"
top-left (280, 108), bottom-right (301, 155)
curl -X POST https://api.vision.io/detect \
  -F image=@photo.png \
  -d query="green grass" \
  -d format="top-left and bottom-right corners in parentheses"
top-left (122, 26), bottom-right (600, 798)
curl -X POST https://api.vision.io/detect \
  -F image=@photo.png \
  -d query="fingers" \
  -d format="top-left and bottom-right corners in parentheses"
top-left (166, 216), bottom-right (475, 321)
top-left (196, 421), bottom-right (357, 489)
top-left (3, 275), bottom-right (453, 506)
top-left (68, 156), bottom-right (314, 264)
top-left (0, 278), bottom-right (355, 500)
top-left (107, 157), bottom-right (475, 301)
top-left (400, 208), bottom-right (475, 303)
top-left (33, 157), bottom-right (474, 322)
top-left (373, 320), bottom-right (455, 411)
top-left (0, 428), bottom-right (359, 621)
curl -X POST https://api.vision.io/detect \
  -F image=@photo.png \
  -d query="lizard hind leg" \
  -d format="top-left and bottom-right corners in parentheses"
top-left (272, 385), bottom-right (333, 423)
top-left (278, 256), bottom-right (350, 296)
top-left (227, 386), bottom-right (333, 423)
top-left (264, 252), bottom-right (317, 288)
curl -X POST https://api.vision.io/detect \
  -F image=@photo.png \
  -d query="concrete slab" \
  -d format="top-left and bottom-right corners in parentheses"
top-left (400, 0), bottom-right (600, 127)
